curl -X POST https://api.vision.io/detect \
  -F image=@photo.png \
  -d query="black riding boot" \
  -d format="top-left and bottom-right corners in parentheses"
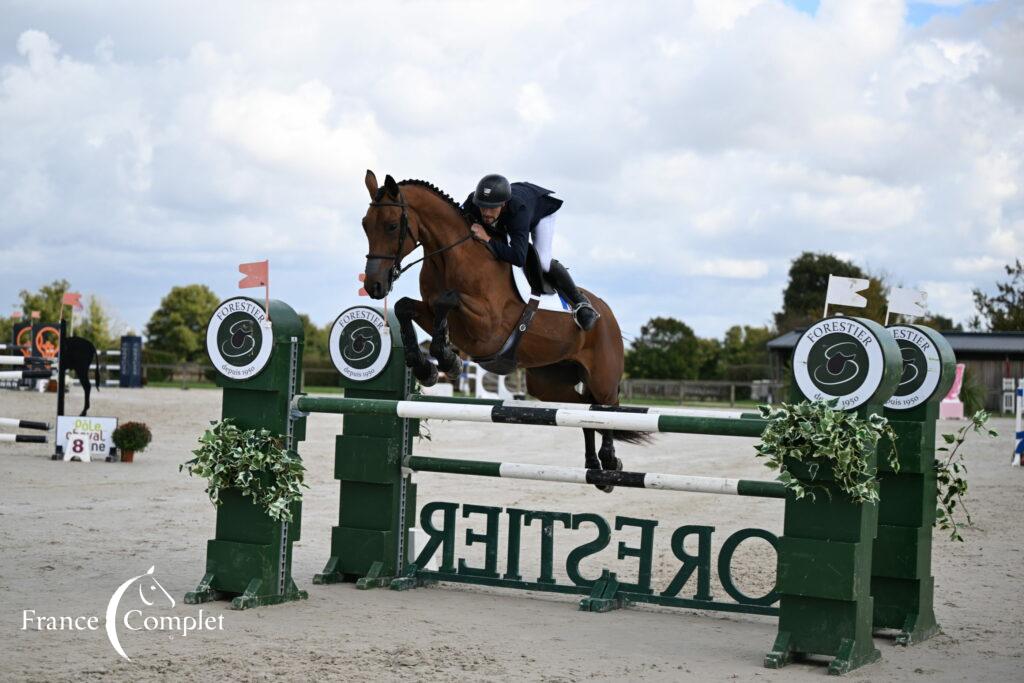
top-left (546, 260), bottom-right (600, 331)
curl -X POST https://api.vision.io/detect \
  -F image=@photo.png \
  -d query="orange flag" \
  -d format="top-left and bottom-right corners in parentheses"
top-left (238, 260), bottom-right (271, 322)
top-left (62, 292), bottom-right (83, 310)
top-left (238, 260), bottom-right (269, 288)
top-left (11, 311), bottom-right (22, 320)
top-left (30, 311), bottom-right (40, 320)
top-left (358, 273), bottom-right (368, 296)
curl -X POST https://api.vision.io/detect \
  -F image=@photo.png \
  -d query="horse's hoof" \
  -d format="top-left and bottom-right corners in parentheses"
top-left (414, 364), bottom-right (438, 387)
top-left (434, 355), bottom-right (461, 384)
top-left (599, 453), bottom-right (621, 472)
top-left (595, 456), bottom-right (622, 493)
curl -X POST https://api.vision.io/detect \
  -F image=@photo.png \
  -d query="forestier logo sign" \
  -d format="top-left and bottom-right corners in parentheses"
top-left (206, 298), bottom-right (273, 380)
top-left (330, 307), bottom-right (392, 380)
top-left (884, 325), bottom-right (940, 410)
top-left (793, 318), bottom-right (884, 410)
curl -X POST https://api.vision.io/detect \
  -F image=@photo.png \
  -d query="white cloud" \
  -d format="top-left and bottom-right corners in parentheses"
top-left (0, 1), bottom-right (1020, 338)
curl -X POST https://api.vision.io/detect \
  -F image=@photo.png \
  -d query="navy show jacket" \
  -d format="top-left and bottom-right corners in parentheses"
top-left (462, 181), bottom-right (563, 267)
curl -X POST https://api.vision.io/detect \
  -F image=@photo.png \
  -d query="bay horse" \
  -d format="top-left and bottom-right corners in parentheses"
top-left (360, 171), bottom-right (648, 489)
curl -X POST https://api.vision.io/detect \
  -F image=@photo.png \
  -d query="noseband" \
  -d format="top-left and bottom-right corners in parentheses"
top-left (365, 194), bottom-right (412, 284)
top-left (365, 190), bottom-right (474, 284)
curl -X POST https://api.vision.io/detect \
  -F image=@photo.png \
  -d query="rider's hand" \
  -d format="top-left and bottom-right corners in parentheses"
top-left (470, 223), bottom-right (491, 242)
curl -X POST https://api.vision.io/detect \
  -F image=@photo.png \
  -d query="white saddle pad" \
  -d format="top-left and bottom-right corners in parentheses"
top-left (511, 268), bottom-right (574, 314)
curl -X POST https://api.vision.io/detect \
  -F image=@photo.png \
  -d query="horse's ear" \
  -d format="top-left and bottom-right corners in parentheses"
top-left (384, 174), bottom-right (400, 197)
top-left (365, 170), bottom-right (378, 198)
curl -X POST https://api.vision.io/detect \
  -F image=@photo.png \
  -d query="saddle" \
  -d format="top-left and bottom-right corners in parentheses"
top-left (472, 246), bottom-right (555, 375)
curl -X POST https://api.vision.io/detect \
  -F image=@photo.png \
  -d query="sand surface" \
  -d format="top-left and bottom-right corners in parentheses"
top-left (1, 386), bottom-right (1022, 682)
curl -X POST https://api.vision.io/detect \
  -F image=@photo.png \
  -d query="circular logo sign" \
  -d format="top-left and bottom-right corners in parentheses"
top-left (884, 325), bottom-right (942, 410)
top-left (793, 318), bottom-right (885, 410)
top-left (206, 298), bottom-right (273, 380)
top-left (330, 307), bottom-right (392, 381)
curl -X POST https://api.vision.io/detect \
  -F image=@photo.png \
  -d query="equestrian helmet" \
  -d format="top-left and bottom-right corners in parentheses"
top-left (472, 174), bottom-right (512, 208)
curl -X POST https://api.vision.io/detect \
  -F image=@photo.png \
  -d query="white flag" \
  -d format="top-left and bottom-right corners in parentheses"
top-left (825, 275), bottom-right (870, 309)
top-left (887, 287), bottom-right (928, 318)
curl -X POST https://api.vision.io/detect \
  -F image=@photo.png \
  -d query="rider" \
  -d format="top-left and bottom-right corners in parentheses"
top-left (463, 174), bottom-right (600, 331)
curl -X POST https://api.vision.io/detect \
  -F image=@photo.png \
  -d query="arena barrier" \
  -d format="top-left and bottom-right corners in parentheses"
top-left (187, 299), bottom-right (956, 674)
top-left (0, 416), bottom-right (50, 444)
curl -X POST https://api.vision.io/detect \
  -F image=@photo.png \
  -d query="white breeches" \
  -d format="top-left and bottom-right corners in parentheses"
top-left (533, 214), bottom-right (556, 272)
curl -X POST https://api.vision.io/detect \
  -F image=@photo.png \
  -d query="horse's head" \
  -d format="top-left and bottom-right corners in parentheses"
top-left (361, 170), bottom-right (418, 299)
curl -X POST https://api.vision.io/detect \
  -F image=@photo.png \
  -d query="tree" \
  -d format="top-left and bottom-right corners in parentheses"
top-left (0, 280), bottom-right (117, 349)
top-left (718, 325), bottom-right (774, 380)
top-left (624, 317), bottom-right (700, 380)
top-left (694, 337), bottom-right (722, 380)
top-left (145, 285), bottom-right (221, 362)
top-left (299, 314), bottom-right (331, 361)
top-left (75, 296), bottom-right (117, 349)
top-left (775, 252), bottom-right (888, 331)
top-left (971, 259), bottom-right (1024, 331)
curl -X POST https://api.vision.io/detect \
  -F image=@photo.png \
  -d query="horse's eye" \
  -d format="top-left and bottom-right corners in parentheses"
top-left (387, 223), bottom-right (399, 232)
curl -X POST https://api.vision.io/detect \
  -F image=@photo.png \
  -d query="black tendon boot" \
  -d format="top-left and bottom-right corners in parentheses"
top-left (546, 260), bottom-right (600, 331)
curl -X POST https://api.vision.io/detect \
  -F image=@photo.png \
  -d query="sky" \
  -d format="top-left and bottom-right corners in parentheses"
top-left (0, 0), bottom-right (1020, 340)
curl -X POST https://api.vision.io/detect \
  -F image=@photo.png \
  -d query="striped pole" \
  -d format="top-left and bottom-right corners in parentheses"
top-left (0, 417), bottom-right (49, 431)
top-left (0, 369), bottom-right (52, 381)
top-left (407, 455), bottom-right (786, 498)
top-left (0, 434), bottom-right (47, 444)
top-left (295, 396), bottom-right (767, 437)
top-left (410, 394), bottom-right (762, 421)
top-left (0, 356), bottom-right (33, 366)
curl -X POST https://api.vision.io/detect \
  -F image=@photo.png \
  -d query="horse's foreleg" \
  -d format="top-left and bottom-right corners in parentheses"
top-left (394, 297), bottom-right (438, 387)
top-left (429, 290), bottom-right (462, 381)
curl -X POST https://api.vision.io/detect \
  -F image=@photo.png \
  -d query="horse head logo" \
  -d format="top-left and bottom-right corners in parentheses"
top-left (812, 341), bottom-right (861, 387)
top-left (342, 326), bottom-right (377, 363)
top-left (898, 348), bottom-right (920, 387)
top-left (105, 566), bottom-right (175, 661)
top-left (221, 319), bottom-right (256, 359)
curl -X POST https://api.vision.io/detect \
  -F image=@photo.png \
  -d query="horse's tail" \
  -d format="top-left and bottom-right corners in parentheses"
top-left (611, 430), bottom-right (654, 446)
top-left (94, 348), bottom-right (101, 392)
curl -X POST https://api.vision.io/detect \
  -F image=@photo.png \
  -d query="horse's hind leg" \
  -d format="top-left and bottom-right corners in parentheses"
top-left (526, 364), bottom-right (612, 492)
top-left (394, 297), bottom-right (438, 387)
top-left (79, 369), bottom-right (91, 416)
top-left (598, 430), bottom-right (622, 489)
top-left (429, 290), bottom-right (462, 381)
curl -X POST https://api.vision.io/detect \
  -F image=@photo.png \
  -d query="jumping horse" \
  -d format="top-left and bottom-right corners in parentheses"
top-left (360, 171), bottom-right (648, 489)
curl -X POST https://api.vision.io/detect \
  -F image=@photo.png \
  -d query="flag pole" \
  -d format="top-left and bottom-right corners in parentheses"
top-left (265, 275), bottom-right (271, 323)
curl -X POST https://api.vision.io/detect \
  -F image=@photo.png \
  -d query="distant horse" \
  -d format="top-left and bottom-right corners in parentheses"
top-left (360, 171), bottom-right (649, 490)
top-left (61, 336), bottom-right (100, 416)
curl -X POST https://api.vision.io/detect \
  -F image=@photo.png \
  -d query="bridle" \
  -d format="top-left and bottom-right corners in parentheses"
top-left (365, 189), bottom-right (474, 284)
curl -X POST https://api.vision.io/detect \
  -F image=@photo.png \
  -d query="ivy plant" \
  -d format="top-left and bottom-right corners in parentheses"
top-left (934, 410), bottom-right (996, 542)
top-left (181, 419), bottom-right (306, 522)
top-left (755, 400), bottom-right (899, 504)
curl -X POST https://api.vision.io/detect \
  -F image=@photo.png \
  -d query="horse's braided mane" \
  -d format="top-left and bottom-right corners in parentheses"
top-left (399, 179), bottom-right (468, 220)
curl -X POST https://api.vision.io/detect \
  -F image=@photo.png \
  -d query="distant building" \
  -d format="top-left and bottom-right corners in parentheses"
top-left (766, 328), bottom-right (1024, 411)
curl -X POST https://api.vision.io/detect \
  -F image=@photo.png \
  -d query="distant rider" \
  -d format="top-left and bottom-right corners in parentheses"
top-left (463, 174), bottom-right (600, 331)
